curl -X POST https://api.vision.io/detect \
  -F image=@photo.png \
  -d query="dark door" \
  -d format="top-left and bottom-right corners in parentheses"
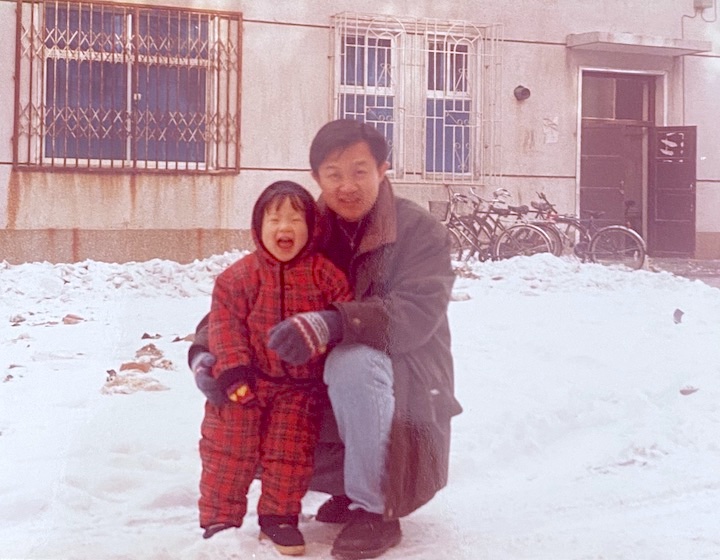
top-left (580, 122), bottom-right (646, 230)
top-left (580, 72), bottom-right (654, 234)
top-left (648, 127), bottom-right (696, 256)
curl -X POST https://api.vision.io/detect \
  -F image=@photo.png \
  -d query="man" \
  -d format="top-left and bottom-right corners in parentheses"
top-left (190, 119), bottom-right (462, 559)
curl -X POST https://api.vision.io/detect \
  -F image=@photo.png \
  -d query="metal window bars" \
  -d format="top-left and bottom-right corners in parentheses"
top-left (331, 12), bottom-right (503, 186)
top-left (13, 0), bottom-right (241, 172)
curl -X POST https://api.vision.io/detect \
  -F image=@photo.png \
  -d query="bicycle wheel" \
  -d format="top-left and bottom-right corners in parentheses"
top-left (491, 224), bottom-right (553, 260)
top-left (554, 217), bottom-right (589, 258)
top-left (446, 227), bottom-right (464, 261)
top-left (533, 222), bottom-right (564, 257)
top-left (447, 225), bottom-right (473, 262)
top-left (588, 225), bottom-right (646, 270)
top-left (471, 221), bottom-right (494, 261)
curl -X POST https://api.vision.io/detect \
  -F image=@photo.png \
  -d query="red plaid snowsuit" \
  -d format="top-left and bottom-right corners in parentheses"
top-left (199, 249), bottom-right (351, 528)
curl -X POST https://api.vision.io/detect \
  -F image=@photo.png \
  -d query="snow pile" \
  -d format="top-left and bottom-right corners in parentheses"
top-left (1, 252), bottom-right (719, 560)
top-left (0, 250), bottom-right (248, 300)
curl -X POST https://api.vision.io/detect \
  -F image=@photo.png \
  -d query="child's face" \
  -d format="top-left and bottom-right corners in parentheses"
top-left (261, 197), bottom-right (309, 262)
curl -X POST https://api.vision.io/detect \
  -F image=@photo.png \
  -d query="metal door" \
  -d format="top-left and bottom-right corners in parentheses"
top-left (580, 122), bottom-right (646, 231)
top-left (648, 127), bottom-right (697, 256)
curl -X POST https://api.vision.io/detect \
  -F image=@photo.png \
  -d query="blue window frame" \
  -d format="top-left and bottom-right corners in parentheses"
top-left (333, 14), bottom-right (502, 185)
top-left (426, 41), bottom-right (471, 174)
top-left (43, 5), bottom-right (209, 165)
top-left (45, 60), bottom-right (127, 160)
top-left (426, 98), bottom-right (471, 174)
top-left (338, 35), bottom-right (394, 167)
top-left (21, 1), bottom-right (241, 171)
top-left (135, 65), bottom-right (207, 163)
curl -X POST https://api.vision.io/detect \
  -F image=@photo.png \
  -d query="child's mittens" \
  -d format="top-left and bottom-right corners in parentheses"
top-left (267, 310), bottom-right (343, 365)
top-left (196, 365), bottom-right (257, 406)
top-left (226, 379), bottom-right (255, 404)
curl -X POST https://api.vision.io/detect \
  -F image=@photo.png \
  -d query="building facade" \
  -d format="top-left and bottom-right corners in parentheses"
top-left (1, 0), bottom-right (718, 263)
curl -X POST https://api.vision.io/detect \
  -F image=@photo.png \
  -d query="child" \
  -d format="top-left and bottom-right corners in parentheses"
top-left (198, 180), bottom-right (352, 555)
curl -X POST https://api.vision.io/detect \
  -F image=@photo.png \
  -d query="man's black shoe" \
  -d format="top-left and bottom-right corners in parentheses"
top-left (331, 509), bottom-right (401, 559)
top-left (315, 494), bottom-right (352, 523)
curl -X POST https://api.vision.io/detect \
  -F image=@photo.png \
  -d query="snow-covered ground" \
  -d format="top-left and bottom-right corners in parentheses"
top-left (1, 252), bottom-right (719, 560)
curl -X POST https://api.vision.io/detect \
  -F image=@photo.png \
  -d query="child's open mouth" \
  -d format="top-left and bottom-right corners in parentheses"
top-left (277, 237), bottom-right (294, 249)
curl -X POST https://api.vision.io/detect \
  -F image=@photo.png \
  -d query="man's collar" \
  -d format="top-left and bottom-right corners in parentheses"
top-left (318, 178), bottom-right (397, 254)
top-left (357, 178), bottom-right (396, 254)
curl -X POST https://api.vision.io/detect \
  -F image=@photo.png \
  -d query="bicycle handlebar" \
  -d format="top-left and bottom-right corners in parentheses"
top-left (535, 192), bottom-right (558, 213)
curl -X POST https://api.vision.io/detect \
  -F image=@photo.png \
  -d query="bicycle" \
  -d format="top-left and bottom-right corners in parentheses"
top-left (431, 188), bottom-right (494, 261)
top-left (435, 187), bottom-right (554, 262)
top-left (531, 192), bottom-right (647, 270)
top-left (483, 189), bottom-right (565, 257)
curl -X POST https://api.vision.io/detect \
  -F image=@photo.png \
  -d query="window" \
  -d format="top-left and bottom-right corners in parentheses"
top-left (339, 35), bottom-right (395, 165)
top-left (15, 1), bottom-right (241, 172)
top-left (332, 13), bottom-right (502, 185)
top-left (426, 40), bottom-right (471, 174)
top-left (582, 73), bottom-right (653, 123)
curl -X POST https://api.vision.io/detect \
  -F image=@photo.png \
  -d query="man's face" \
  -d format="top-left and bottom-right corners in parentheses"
top-left (260, 197), bottom-right (309, 262)
top-left (312, 141), bottom-right (389, 222)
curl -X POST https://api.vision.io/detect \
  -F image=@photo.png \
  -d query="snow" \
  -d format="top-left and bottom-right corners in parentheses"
top-left (1, 252), bottom-right (720, 560)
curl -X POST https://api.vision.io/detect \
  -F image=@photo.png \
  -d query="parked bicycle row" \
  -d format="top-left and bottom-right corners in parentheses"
top-left (429, 186), bottom-right (647, 270)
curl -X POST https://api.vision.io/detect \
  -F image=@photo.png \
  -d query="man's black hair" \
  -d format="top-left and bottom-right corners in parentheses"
top-left (251, 180), bottom-right (317, 240)
top-left (309, 119), bottom-right (389, 173)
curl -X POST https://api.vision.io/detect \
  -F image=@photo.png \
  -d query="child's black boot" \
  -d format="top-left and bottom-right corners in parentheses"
top-left (258, 514), bottom-right (305, 556)
top-left (202, 522), bottom-right (241, 539)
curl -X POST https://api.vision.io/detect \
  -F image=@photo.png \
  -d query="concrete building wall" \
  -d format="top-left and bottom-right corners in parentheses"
top-left (0, 0), bottom-right (718, 262)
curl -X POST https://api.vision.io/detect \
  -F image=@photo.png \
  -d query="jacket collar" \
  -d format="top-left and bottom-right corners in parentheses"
top-left (359, 178), bottom-right (397, 254)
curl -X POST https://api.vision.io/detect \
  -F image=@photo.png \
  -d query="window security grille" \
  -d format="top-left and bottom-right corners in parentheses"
top-left (331, 13), bottom-right (503, 185)
top-left (14, 1), bottom-right (241, 172)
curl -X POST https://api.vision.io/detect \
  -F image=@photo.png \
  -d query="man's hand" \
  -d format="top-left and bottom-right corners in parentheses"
top-left (191, 352), bottom-right (228, 405)
top-left (267, 310), bottom-right (342, 366)
top-left (191, 352), bottom-right (216, 378)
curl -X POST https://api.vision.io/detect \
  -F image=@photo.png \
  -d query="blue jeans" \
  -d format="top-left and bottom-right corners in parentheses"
top-left (324, 344), bottom-right (395, 514)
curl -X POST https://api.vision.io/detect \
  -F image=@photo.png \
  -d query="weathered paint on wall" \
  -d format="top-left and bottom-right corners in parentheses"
top-left (1, 169), bottom-right (320, 230)
top-left (0, 227), bottom-right (253, 264)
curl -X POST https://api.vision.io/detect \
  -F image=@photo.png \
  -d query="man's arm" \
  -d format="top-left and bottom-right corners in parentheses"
top-left (188, 313), bottom-right (210, 369)
top-left (334, 204), bottom-right (454, 356)
top-left (189, 258), bottom-right (258, 404)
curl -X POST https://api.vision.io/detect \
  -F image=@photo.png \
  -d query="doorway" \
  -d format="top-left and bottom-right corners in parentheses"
top-left (579, 72), bottom-right (697, 256)
top-left (580, 72), bottom-right (654, 235)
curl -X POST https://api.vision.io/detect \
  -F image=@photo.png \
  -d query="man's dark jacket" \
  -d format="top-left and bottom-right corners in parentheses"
top-left (189, 178), bottom-right (462, 518)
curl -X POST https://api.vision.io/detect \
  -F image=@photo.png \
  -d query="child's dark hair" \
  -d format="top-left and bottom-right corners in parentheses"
top-left (252, 181), bottom-right (317, 238)
top-left (309, 119), bottom-right (389, 173)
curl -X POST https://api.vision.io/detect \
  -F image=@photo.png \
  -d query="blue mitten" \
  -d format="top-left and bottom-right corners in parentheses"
top-left (267, 310), bottom-right (343, 366)
top-left (191, 352), bottom-right (225, 405)
top-left (191, 351), bottom-right (216, 378)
